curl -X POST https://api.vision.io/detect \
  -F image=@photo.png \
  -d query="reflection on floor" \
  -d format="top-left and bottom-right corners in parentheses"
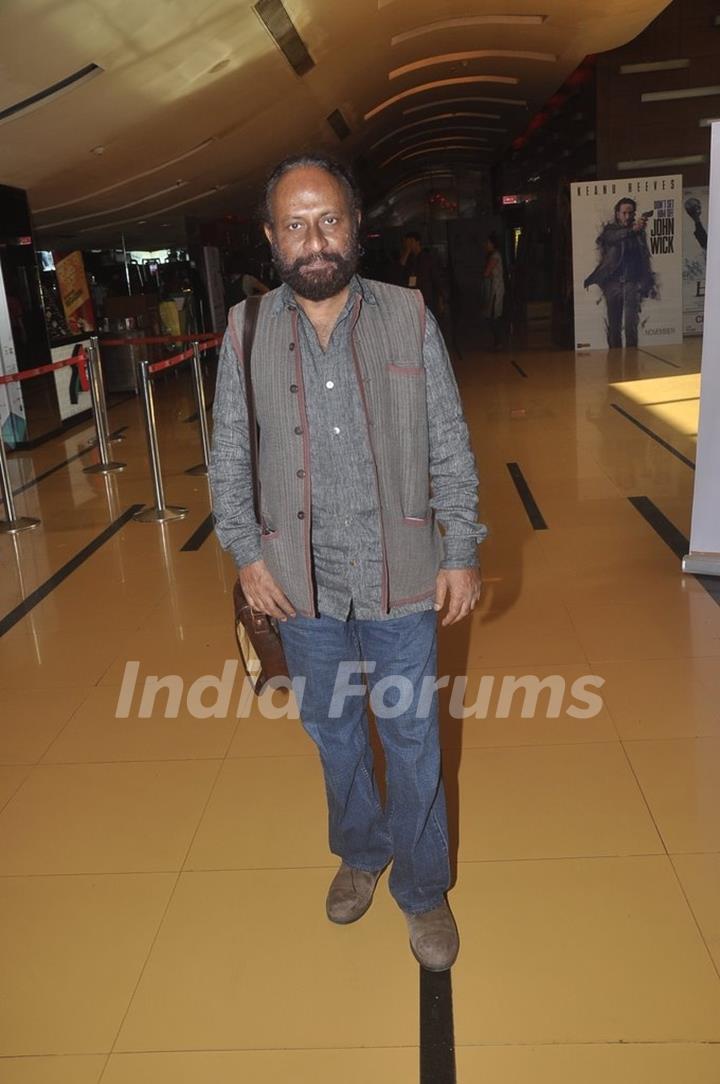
top-left (1, 331), bottom-right (719, 1084)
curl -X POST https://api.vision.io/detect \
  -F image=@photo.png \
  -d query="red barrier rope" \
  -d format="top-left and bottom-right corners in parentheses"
top-left (101, 333), bottom-right (220, 347)
top-left (147, 347), bottom-right (195, 375)
top-left (0, 351), bottom-right (87, 386)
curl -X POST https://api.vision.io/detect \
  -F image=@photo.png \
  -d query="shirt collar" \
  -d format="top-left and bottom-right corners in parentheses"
top-left (269, 274), bottom-right (377, 316)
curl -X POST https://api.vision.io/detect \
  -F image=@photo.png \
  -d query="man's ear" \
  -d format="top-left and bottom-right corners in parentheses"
top-left (263, 223), bottom-right (273, 246)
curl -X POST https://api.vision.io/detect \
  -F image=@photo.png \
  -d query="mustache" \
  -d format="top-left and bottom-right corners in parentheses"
top-left (292, 252), bottom-right (343, 271)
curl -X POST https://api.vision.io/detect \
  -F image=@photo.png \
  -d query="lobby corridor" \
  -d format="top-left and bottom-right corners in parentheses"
top-left (1, 329), bottom-right (719, 1083)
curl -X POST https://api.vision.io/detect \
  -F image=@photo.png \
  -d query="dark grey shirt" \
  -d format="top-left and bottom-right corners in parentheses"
top-left (211, 275), bottom-right (486, 621)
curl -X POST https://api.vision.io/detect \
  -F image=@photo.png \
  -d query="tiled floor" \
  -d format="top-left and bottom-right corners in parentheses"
top-left (1, 329), bottom-right (718, 1082)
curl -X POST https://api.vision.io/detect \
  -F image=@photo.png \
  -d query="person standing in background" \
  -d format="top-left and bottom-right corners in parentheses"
top-left (482, 233), bottom-right (505, 350)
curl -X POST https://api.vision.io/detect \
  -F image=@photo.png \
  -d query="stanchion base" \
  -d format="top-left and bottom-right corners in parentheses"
top-left (0, 516), bottom-right (40, 535)
top-left (83, 461), bottom-right (126, 474)
top-left (185, 463), bottom-right (208, 476)
top-left (133, 505), bottom-right (188, 523)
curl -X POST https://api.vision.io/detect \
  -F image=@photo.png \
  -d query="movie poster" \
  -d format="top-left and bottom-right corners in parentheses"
top-left (51, 339), bottom-right (91, 421)
top-left (683, 186), bottom-right (709, 337)
top-left (54, 250), bottom-right (95, 336)
top-left (571, 174), bottom-right (683, 351)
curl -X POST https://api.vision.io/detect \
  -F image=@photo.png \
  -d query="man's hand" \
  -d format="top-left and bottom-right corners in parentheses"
top-left (434, 568), bottom-right (482, 627)
top-left (238, 559), bottom-right (296, 621)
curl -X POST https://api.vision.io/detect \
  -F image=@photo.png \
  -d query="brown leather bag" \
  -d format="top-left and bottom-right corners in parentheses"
top-left (232, 295), bottom-right (290, 694)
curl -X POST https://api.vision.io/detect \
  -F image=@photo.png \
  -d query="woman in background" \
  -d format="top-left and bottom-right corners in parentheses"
top-left (483, 233), bottom-right (505, 350)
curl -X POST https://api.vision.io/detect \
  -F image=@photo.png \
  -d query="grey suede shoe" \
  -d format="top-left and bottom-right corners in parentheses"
top-left (326, 863), bottom-right (383, 924)
top-left (405, 899), bottom-right (459, 971)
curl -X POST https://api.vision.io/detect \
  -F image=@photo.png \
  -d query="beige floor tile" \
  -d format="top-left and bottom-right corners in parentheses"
top-left (227, 692), bottom-right (316, 758)
top-left (455, 1043), bottom-right (720, 1082)
top-left (0, 761), bottom-right (220, 875)
top-left (672, 853), bottom-right (720, 972)
top-left (0, 873), bottom-right (174, 1055)
top-left (0, 1056), bottom-right (106, 1083)
top-left (115, 868), bottom-right (416, 1052)
top-left (186, 755), bottom-right (329, 870)
top-left (564, 593), bottom-right (720, 662)
top-left (0, 766), bottom-right (30, 811)
top-left (455, 742), bottom-right (662, 861)
top-left (439, 598), bottom-right (588, 672)
top-left (0, 688), bottom-right (90, 765)
top-left (41, 685), bottom-right (238, 764)
top-left (624, 738), bottom-right (720, 853)
top-left (0, 621), bottom-right (132, 690)
top-left (99, 625), bottom-right (239, 688)
top-left (102, 1048), bottom-right (418, 1084)
top-left (438, 665), bottom-right (617, 748)
top-left (452, 856), bottom-right (720, 1044)
top-left (600, 658), bottom-right (720, 740)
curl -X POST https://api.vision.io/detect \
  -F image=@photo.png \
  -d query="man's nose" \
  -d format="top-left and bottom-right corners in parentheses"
top-left (305, 223), bottom-right (327, 252)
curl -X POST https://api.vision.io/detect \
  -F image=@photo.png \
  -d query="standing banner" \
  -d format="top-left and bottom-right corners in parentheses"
top-left (202, 246), bottom-right (227, 334)
top-left (0, 263), bottom-right (27, 448)
top-left (684, 124), bottom-right (720, 577)
top-left (54, 250), bottom-right (95, 336)
top-left (571, 175), bottom-right (683, 351)
top-left (682, 185), bottom-right (709, 337)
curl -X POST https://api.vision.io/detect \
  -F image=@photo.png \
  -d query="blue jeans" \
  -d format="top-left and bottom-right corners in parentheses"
top-left (278, 609), bottom-right (450, 915)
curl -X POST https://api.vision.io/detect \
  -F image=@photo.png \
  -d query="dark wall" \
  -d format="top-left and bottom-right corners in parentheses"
top-left (596, 0), bottom-right (720, 188)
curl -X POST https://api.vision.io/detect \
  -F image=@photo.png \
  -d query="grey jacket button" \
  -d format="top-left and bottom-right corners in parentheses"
top-left (290, 384), bottom-right (298, 393)
top-left (297, 510), bottom-right (305, 519)
top-left (294, 425), bottom-right (303, 435)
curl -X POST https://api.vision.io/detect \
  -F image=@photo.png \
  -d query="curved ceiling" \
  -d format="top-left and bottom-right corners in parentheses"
top-left (0, 0), bottom-right (672, 248)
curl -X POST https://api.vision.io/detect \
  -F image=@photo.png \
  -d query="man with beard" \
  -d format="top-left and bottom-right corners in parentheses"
top-left (210, 154), bottom-right (484, 971)
top-left (583, 197), bottom-right (657, 349)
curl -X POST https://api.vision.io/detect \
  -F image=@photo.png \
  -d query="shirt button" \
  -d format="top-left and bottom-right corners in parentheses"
top-left (332, 426), bottom-right (340, 434)
top-left (294, 425), bottom-right (303, 435)
top-left (296, 468), bottom-right (305, 478)
top-left (325, 380), bottom-right (334, 389)
top-left (289, 342), bottom-right (296, 351)
top-left (297, 510), bottom-right (305, 519)
top-left (290, 384), bottom-right (298, 393)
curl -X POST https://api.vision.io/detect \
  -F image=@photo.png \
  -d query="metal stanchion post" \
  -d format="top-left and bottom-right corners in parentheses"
top-left (83, 340), bottom-right (125, 475)
top-left (89, 335), bottom-right (124, 444)
top-left (133, 360), bottom-right (187, 523)
top-left (0, 433), bottom-right (40, 534)
top-left (186, 340), bottom-right (210, 476)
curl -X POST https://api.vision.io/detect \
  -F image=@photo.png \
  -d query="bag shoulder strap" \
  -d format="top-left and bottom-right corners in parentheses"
top-left (238, 294), bottom-right (262, 524)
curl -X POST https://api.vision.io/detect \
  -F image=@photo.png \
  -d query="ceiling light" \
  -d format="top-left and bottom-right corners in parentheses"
top-left (389, 50), bottom-right (555, 81)
top-left (0, 63), bottom-right (104, 126)
top-left (620, 59), bottom-right (689, 74)
top-left (91, 145), bottom-right (105, 156)
top-left (35, 138), bottom-right (216, 213)
top-left (403, 96), bottom-right (525, 115)
top-left (392, 15), bottom-right (547, 45)
top-left (370, 116), bottom-right (507, 149)
top-left (641, 86), bottom-right (720, 102)
top-left (394, 147), bottom-right (490, 165)
top-left (616, 154), bottom-right (707, 169)
top-left (37, 181), bottom-right (188, 230)
top-left (364, 78), bottom-right (524, 120)
top-left (381, 138), bottom-right (489, 168)
top-left (77, 186), bottom-right (226, 233)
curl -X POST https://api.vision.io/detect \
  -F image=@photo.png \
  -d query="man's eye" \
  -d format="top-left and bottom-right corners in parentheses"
top-left (288, 222), bottom-right (302, 230)
top-left (324, 216), bottom-right (338, 225)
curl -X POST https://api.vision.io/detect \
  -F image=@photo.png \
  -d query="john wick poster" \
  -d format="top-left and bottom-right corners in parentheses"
top-left (571, 175), bottom-right (683, 351)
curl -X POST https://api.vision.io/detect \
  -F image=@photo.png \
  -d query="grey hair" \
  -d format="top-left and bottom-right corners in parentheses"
top-left (260, 152), bottom-right (362, 226)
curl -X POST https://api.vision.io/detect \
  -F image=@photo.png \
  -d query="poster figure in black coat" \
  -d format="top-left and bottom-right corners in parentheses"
top-left (685, 196), bottom-right (708, 252)
top-left (583, 197), bottom-right (657, 348)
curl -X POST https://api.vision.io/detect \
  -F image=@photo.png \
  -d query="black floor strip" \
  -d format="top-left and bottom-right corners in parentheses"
top-left (628, 496), bottom-right (720, 606)
top-left (0, 504), bottom-right (144, 638)
top-left (507, 462), bottom-right (548, 530)
top-left (180, 512), bottom-right (215, 552)
top-left (420, 968), bottom-right (456, 1084)
top-left (611, 403), bottom-right (695, 470)
top-left (639, 347), bottom-right (682, 369)
top-left (12, 427), bottom-right (129, 497)
top-left (510, 359), bottom-right (528, 378)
